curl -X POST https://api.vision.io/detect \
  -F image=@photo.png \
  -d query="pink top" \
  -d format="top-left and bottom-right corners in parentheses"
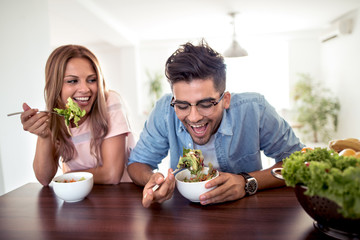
top-left (62, 91), bottom-right (134, 182)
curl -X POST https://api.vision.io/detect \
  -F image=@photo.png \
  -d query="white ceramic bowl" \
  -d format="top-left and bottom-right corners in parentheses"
top-left (52, 172), bottom-right (94, 202)
top-left (175, 167), bottom-right (219, 202)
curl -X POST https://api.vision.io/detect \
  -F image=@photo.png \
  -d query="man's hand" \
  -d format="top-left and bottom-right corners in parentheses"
top-left (199, 172), bottom-right (246, 205)
top-left (142, 168), bottom-right (176, 208)
top-left (198, 162), bottom-right (286, 205)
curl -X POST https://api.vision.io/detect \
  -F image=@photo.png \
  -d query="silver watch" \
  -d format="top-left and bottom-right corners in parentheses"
top-left (238, 172), bottom-right (258, 195)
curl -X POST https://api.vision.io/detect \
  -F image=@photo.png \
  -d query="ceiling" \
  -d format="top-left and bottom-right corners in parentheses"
top-left (48, 0), bottom-right (360, 48)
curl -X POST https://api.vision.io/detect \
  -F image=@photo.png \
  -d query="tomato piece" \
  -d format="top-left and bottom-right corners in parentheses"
top-left (301, 147), bottom-right (313, 153)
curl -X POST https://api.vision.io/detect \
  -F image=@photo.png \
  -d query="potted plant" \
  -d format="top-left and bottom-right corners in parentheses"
top-left (146, 69), bottom-right (164, 111)
top-left (291, 73), bottom-right (340, 143)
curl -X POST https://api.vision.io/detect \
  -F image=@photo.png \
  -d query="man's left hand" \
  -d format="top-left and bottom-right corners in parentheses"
top-left (199, 172), bottom-right (246, 205)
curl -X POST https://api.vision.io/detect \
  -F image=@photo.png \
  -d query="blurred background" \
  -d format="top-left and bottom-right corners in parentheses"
top-left (1, 0), bottom-right (360, 195)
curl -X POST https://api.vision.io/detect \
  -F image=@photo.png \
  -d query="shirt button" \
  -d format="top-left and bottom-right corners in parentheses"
top-left (188, 143), bottom-right (191, 146)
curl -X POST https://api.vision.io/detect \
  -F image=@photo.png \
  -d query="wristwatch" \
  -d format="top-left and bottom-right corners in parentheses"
top-left (238, 172), bottom-right (258, 195)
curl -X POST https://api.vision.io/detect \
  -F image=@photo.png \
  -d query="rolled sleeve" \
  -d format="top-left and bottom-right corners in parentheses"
top-left (259, 97), bottom-right (304, 162)
top-left (128, 95), bottom-right (172, 169)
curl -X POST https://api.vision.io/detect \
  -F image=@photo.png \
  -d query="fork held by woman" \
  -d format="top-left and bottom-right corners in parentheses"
top-left (7, 110), bottom-right (60, 116)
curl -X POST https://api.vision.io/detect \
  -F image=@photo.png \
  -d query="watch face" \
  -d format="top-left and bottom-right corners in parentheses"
top-left (247, 179), bottom-right (258, 194)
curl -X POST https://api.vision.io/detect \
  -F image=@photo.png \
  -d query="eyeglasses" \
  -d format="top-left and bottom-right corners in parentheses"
top-left (170, 92), bottom-right (225, 117)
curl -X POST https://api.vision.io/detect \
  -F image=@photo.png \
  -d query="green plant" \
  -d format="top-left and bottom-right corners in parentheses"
top-left (292, 73), bottom-right (340, 143)
top-left (146, 69), bottom-right (163, 108)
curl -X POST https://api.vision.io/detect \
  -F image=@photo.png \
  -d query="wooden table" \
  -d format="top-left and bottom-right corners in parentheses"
top-left (0, 183), bottom-right (334, 240)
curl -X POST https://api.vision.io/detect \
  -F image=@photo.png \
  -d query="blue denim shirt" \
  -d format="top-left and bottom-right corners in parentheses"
top-left (128, 92), bottom-right (304, 173)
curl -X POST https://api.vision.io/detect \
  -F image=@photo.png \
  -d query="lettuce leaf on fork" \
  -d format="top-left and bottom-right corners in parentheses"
top-left (177, 148), bottom-right (217, 182)
top-left (53, 97), bottom-right (86, 135)
top-left (177, 148), bottom-right (204, 175)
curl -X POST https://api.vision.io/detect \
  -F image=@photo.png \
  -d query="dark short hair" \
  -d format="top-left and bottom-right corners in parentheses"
top-left (165, 40), bottom-right (226, 93)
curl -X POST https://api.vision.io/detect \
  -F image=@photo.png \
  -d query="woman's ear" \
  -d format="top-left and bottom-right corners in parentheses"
top-left (223, 91), bottom-right (231, 109)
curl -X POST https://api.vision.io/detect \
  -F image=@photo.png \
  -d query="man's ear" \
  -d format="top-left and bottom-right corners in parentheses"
top-left (223, 91), bottom-right (231, 109)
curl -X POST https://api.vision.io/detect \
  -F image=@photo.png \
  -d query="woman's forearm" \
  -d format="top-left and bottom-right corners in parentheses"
top-left (33, 135), bottom-right (57, 186)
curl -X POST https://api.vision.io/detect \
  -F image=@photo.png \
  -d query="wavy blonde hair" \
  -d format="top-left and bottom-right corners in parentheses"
top-left (44, 45), bottom-right (108, 165)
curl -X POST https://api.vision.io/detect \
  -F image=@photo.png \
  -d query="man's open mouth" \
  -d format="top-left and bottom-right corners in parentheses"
top-left (190, 123), bottom-right (208, 135)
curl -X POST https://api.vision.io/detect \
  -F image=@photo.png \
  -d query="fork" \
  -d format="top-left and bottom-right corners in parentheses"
top-left (7, 110), bottom-right (62, 117)
top-left (144, 168), bottom-right (183, 199)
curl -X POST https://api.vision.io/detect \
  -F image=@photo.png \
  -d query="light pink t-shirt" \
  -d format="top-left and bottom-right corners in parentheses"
top-left (62, 91), bottom-right (134, 182)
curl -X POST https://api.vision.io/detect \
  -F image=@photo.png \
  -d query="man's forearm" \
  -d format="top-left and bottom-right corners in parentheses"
top-left (127, 162), bottom-right (155, 186)
top-left (250, 161), bottom-right (285, 190)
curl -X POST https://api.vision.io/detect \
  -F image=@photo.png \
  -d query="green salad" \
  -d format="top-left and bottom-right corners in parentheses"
top-left (282, 148), bottom-right (360, 218)
top-left (177, 148), bottom-right (217, 182)
top-left (54, 97), bottom-right (86, 135)
top-left (182, 162), bottom-right (216, 183)
top-left (177, 148), bottom-right (204, 175)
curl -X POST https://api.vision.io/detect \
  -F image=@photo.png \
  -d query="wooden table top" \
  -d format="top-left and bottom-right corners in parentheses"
top-left (0, 183), bottom-right (334, 240)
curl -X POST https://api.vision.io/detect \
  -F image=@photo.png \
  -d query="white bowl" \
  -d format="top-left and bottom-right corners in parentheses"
top-left (52, 172), bottom-right (94, 202)
top-left (175, 167), bottom-right (219, 202)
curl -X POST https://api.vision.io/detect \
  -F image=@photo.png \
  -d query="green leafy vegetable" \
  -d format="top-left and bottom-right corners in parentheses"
top-left (54, 97), bottom-right (86, 135)
top-left (183, 162), bottom-right (217, 182)
top-left (177, 148), bottom-right (217, 182)
top-left (282, 148), bottom-right (360, 218)
top-left (177, 148), bottom-right (204, 175)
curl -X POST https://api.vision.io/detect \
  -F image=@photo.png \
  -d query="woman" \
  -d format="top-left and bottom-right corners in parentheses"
top-left (21, 45), bottom-right (133, 185)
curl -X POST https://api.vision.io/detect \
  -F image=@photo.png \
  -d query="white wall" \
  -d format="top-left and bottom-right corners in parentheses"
top-left (86, 44), bottom-right (142, 135)
top-left (321, 9), bottom-right (360, 139)
top-left (139, 40), bottom-right (180, 110)
top-left (226, 37), bottom-right (290, 111)
top-left (288, 37), bottom-right (322, 98)
top-left (285, 34), bottom-right (322, 141)
top-left (285, 9), bottom-right (360, 143)
top-left (0, 0), bottom-right (50, 195)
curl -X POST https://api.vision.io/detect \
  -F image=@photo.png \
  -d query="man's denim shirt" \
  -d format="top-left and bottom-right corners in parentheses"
top-left (128, 92), bottom-right (304, 173)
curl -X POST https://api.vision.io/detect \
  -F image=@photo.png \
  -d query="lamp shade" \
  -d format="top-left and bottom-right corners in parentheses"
top-left (223, 12), bottom-right (248, 58)
top-left (223, 39), bottom-right (248, 57)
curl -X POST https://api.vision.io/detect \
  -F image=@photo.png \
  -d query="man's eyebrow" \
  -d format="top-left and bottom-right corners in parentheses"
top-left (173, 99), bottom-right (190, 104)
top-left (173, 97), bottom-right (216, 104)
top-left (197, 97), bottom-right (216, 103)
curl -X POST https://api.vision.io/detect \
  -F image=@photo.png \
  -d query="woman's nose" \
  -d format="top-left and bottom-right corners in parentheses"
top-left (78, 80), bottom-right (90, 93)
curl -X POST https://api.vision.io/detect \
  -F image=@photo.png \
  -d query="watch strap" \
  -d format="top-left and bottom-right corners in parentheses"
top-left (238, 172), bottom-right (252, 180)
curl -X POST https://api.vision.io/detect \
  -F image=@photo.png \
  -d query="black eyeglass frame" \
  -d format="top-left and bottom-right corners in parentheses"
top-left (170, 92), bottom-right (225, 110)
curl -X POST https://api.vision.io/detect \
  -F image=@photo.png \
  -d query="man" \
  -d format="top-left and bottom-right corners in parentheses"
top-left (128, 40), bottom-right (304, 208)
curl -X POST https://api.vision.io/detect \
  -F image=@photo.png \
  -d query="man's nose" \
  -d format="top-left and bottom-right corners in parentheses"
top-left (187, 105), bottom-right (203, 122)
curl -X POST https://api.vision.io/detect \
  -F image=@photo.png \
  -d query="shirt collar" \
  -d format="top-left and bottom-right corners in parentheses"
top-left (217, 109), bottom-right (233, 136)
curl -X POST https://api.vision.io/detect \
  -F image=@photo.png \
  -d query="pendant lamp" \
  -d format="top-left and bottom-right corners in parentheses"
top-left (223, 12), bottom-right (248, 57)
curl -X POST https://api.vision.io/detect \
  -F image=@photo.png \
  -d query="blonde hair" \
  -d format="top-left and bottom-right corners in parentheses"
top-left (44, 45), bottom-right (108, 165)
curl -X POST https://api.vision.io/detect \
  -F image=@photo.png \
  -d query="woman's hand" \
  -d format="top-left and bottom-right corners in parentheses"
top-left (21, 103), bottom-right (51, 138)
top-left (22, 102), bottom-right (58, 186)
top-left (142, 168), bottom-right (176, 208)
